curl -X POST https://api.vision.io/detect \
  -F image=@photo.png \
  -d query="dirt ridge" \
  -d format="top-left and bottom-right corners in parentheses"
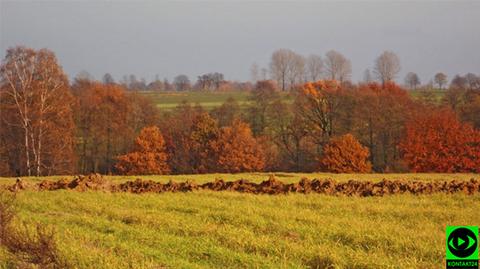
top-left (5, 174), bottom-right (480, 196)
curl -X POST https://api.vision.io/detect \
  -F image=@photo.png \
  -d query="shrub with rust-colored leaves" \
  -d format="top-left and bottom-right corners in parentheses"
top-left (320, 134), bottom-right (372, 173)
top-left (115, 126), bottom-right (170, 175)
top-left (210, 120), bottom-right (265, 173)
top-left (400, 109), bottom-right (480, 172)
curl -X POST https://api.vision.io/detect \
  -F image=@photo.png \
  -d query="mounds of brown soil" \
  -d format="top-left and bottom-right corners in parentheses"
top-left (7, 178), bottom-right (32, 192)
top-left (223, 179), bottom-right (257, 193)
top-left (114, 178), bottom-right (199, 193)
top-left (114, 178), bottom-right (164, 193)
top-left (199, 178), bottom-right (257, 193)
top-left (334, 180), bottom-right (374, 196)
top-left (37, 173), bottom-right (111, 191)
top-left (200, 178), bottom-right (226, 191)
top-left (164, 180), bottom-right (199, 192)
top-left (310, 179), bottom-right (337, 195)
top-left (444, 178), bottom-right (480, 195)
top-left (258, 175), bottom-right (287, 194)
top-left (180, 180), bottom-right (199, 192)
top-left (147, 175), bottom-right (470, 196)
top-left (8, 174), bottom-right (480, 196)
top-left (68, 173), bottom-right (111, 191)
top-left (38, 178), bottom-right (70, 191)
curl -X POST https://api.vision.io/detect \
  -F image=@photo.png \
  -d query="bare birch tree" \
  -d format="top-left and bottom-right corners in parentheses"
top-left (306, 54), bottom-right (323, 81)
top-left (373, 51), bottom-right (401, 85)
top-left (0, 46), bottom-right (75, 176)
top-left (324, 50), bottom-right (352, 82)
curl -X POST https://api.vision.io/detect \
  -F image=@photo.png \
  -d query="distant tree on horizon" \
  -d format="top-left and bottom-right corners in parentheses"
top-left (102, 73), bottom-right (115, 84)
top-left (363, 68), bottom-right (373, 83)
top-left (196, 73), bottom-right (225, 90)
top-left (434, 72), bottom-right (448, 90)
top-left (173, 74), bottom-right (191, 91)
top-left (373, 51), bottom-right (401, 85)
top-left (306, 54), bottom-right (323, 82)
top-left (405, 72), bottom-right (420, 89)
top-left (270, 49), bottom-right (305, 90)
top-left (324, 50), bottom-right (352, 82)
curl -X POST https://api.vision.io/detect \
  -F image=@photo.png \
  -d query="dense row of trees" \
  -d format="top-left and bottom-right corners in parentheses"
top-left (1, 46), bottom-right (480, 176)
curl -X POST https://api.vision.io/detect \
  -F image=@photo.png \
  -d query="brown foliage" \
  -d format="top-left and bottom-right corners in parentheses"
top-left (320, 134), bottom-right (372, 173)
top-left (73, 81), bottom-right (158, 174)
top-left (74, 81), bottom-right (132, 174)
top-left (400, 109), bottom-right (480, 172)
top-left (160, 107), bottom-right (221, 174)
top-left (115, 126), bottom-right (170, 175)
top-left (354, 82), bottom-right (415, 171)
top-left (210, 120), bottom-right (266, 172)
top-left (189, 113), bottom-right (219, 173)
top-left (160, 102), bottom-right (205, 174)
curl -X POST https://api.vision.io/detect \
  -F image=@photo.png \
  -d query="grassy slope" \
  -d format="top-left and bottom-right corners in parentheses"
top-left (140, 91), bottom-right (251, 110)
top-left (0, 173), bottom-right (479, 268)
top-left (139, 90), bottom-right (296, 111)
top-left (140, 89), bottom-right (444, 111)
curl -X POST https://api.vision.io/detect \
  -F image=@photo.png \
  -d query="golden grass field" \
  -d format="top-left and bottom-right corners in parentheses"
top-left (0, 173), bottom-right (479, 268)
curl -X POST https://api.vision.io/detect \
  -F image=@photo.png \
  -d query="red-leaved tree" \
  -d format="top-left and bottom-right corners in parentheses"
top-left (400, 109), bottom-right (480, 172)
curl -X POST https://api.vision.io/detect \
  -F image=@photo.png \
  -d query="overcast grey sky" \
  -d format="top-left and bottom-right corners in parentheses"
top-left (1, 1), bottom-right (479, 84)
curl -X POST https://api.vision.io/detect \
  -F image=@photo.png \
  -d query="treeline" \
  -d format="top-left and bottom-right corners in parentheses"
top-left (94, 72), bottom-right (253, 92)
top-left (262, 48), bottom-right (480, 91)
top-left (96, 48), bottom-right (480, 93)
top-left (1, 46), bottom-right (480, 176)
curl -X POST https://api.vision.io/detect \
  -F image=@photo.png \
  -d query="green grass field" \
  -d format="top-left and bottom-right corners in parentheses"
top-left (1, 173), bottom-right (479, 268)
top-left (140, 89), bottom-right (445, 112)
top-left (139, 91), bottom-right (252, 110)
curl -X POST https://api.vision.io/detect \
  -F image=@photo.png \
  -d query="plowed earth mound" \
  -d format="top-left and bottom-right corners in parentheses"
top-left (7, 174), bottom-right (480, 196)
top-left (38, 174), bottom-right (111, 191)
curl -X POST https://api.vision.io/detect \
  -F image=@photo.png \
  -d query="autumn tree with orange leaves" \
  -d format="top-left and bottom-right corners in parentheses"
top-left (0, 46), bottom-right (76, 176)
top-left (295, 80), bottom-right (343, 144)
top-left (115, 126), bottom-right (170, 175)
top-left (294, 80), bottom-right (359, 153)
top-left (400, 109), bottom-right (480, 173)
top-left (210, 120), bottom-right (266, 173)
top-left (320, 134), bottom-right (372, 173)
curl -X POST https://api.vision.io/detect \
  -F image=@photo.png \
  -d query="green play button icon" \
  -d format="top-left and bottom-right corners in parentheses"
top-left (446, 226), bottom-right (479, 269)
top-left (447, 226), bottom-right (478, 259)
